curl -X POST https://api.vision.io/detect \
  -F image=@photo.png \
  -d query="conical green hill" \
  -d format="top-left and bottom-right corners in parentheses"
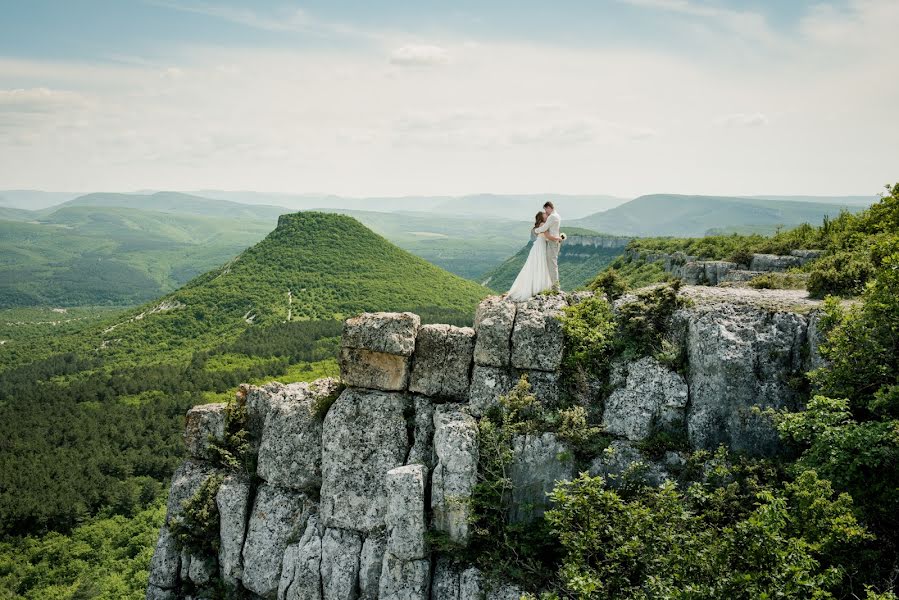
top-left (88, 211), bottom-right (490, 364)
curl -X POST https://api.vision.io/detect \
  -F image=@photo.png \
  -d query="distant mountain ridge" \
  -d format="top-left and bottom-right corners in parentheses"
top-left (570, 194), bottom-right (873, 237)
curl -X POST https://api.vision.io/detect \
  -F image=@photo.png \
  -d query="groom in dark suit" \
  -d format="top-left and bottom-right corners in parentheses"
top-left (534, 201), bottom-right (563, 291)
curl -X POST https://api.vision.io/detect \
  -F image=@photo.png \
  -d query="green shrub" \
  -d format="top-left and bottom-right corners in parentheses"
top-left (587, 268), bottom-right (628, 301)
top-left (207, 395), bottom-right (254, 474)
top-left (615, 281), bottom-right (686, 360)
top-left (559, 296), bottom-right (616, 379)
top-left (169, 474), bottom-right (224, 557)
top-left (747, 271), bottom-right (808, 290)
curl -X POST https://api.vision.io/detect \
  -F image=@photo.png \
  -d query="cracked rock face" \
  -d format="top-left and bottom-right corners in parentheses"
top-left (359, 532), bottom-right (387, 600)
top-left (342, 312), bottom-right (421, 356)
top-left (183, 403), bottom-right (226, 460)
top-left (473, 297), bottom-right (516, 368)
top-left (320, 527), bottom-right (362, 600)
top-left (320, 389), bottom-right (412, 532)
top-left (468, 365), bottom-right (513, 418)
top-left (216, 474), bottom-right (252, 587)
top-left (257, 382), bottom-right (330, 492)
top-left (409, 324), bottom-right (475, 399)
top-left (277, 514), bottom-right (323, 600)
top-left (383, 465), bottom-right (428, 561)
top-left (602, 356), bottom-right (688, 442)
top-left (431, 405), bottom-right (479, 545)
top-left (242, 484), bottom-right (315, 599)
top-left (510, 295), bottom-right (565, 372)
top-left (685, 302), bottom-right (808, 456)
top-left (508, 432), bottom-right (574, 523)
top-left (406, 396), bottom-right (435, 469)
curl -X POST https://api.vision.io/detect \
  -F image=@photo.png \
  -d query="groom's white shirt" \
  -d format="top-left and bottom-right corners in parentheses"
top-left (535, 212), bottom-right (561, 238)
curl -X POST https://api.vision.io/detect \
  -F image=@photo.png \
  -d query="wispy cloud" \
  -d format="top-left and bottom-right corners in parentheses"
top-left (389, 44), bottom-right (451, 67)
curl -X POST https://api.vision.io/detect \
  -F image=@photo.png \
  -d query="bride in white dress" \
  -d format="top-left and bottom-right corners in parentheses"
top-left (507, 211), bottom-right (554, 301)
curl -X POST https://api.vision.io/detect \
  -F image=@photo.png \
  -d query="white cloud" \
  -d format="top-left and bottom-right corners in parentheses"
top-left (389, 45), bottom-right (451, 67)
top-left (0, 87), bottom-right (87, 112)
top-left (714, 112), bottom-right (768, 128)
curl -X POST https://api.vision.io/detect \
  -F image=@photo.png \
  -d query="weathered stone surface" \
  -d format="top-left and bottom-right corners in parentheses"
top-left (378, 555), bottom-right (430, 600)
top-left (685, 302), bottom-right (808, 455)
top-left (339, 346), bottom-right (412, 391)
top-left (277, 514), bottom-right (323, 600)
top-left (807, 310), bottom-right (826, 370)
top-left (146, 584), bottom-right (177, 600)
top-left (320, 389), bottom-right (412, 532)
top-left (487, 582), bottom-right (526, 600)
top-left (409, 324), bottom-right (475, 399)
top-left (406, 396), bottom-right (435, 469)
top-left (509, 432), bottom-right (574, 523)
top-left (430, 558), bottom-right (461, 600)
top-left (473, 297), bottom-right (516, 367)
top-left (790, 249), bottom-right (824, 264)
top-left (513, 369), bottom-right (560, 408)
top-left (184, 403), bottom-right (226, 460)
top-left (468, 365), bottom-right (512, 418)
top-left (358, 532), bottom-right (386, 600)
top-left (384, 465), bottom-right (428, 560)
top-left (510, 295), bottom-right (565, 372)
top-left (257, 382), bottom-right (328, 491)
top-left (459, 567), bottom-right (484, 599)
top-left (565, 290), bottom-right (595, 306)
top-left (320, 527), bottom-right (362, 600)
top-left (216, 474), bottom-right (251, 587)
top-left (246, 382), bottom-right (288, 443)
top-left (342, 312), bottom-right (421, 356)
top-left (750, 253), bottom-right (802, 272)
top-left (602, 356), bottom-right (688, 442)
top-left (148, 460), bottom-right (218, 590)
top-left (242, 484), bottom-right (314, 599)
top-left (431, 405), bottom-right (478, 544)
top-left (589, 440), bottom-right (670, 488)
top-left (187, 554), bottom-right (217, 586)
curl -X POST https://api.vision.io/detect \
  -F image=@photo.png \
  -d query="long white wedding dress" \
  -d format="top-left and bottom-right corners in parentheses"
top-left (507, 231), bottom-right (553, 301)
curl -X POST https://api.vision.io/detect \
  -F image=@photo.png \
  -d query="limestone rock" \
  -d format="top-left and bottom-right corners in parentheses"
top-left (685, 302), bottom-right (808, 455)
top-left (750, 253), bottom-right (802, 272)
top-left (187, 554), bottom-right (217, 586)
top-left (277, 514), bottom-right (323, 600)
top-left (257, 382), bottom-right (325, 491)
top-left (510, 295), bottom-right (565, 372)
top-left (320, 389), bottom-right (412, 532)
top-left (409, 324), bottom-right (475, 399)
top-left (602, 356), bottom-right (688, 442)
top-left (509, 432), bottom-right (574, 523)
top-left (320, 527), bottom-right (363, 600)
top-left (342, 312), bottom-right (420, 356)
top-left (339, 347), bottom-right (411, 391)
top-left (242, 484), bottom-right (315, 599)
top-left (378, 554), bottom-right (430, 600)
top-left (589, 440), bottom-right (670, 488)
top-left (358, 532), bottom-right (387, 600)
top-left (513, 369), bottom-right (560, 408)
top-left (146, 585), bottom-right (177, 600)
top-left (459, 567), bottom-right (484, 599)
top-left (147, 526), bottom-right (181, 591)
top-left (384, 465), bottom-right (428, 560)
top-left (216, 474), bottom-right (251, 587)
top-left (473, 297), bottom-right (516, 367)
top-left (406, 396), bottom-right (435, 469)
top-left (431, 405), bottom-right (479, 544)
top-left (430, 558), bottom-right (461, 600)
top-left (807, 310), bottom-right (826, 370)
top-left (468, 365), bottom-right (512, 418)
top-left (184, 403), bottom-right (226, 460)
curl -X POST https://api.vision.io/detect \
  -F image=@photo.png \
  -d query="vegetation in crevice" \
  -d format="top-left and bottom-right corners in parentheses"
top-left (169, 474), bottom-right (225, 558)
top-left (207, 395), bottom-right (254, 475)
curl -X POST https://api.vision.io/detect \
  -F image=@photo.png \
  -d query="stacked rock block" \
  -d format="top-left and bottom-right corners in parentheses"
top-left (149, 289), bottom-right (827, 599)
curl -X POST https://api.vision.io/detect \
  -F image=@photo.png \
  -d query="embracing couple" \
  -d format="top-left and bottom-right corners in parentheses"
top-left (506, 201), bottom-right (565, 302)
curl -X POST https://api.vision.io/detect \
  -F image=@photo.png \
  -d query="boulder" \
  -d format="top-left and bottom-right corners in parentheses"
top-left (473, 297), bottom-right (516, 367)
top-left (320, 527), bottom-right (363, 600)
top-left (339, 347), bottom-right (412, 391)
top-left (431, 405), bottom-right (479, 544)
top-left (409, 324), bottom-right (475, 399)
top-left (246, 382), bottom-right (287, 443)
top-left (277, 514), bottom-right (323, 600)
top-left (257, 382), bottom-right (327, 492)
top-left (216, 474), bottom-right (252, 587)
top-left (406, 396), bottom-right (435, 469)
top-left (342, 312), bottom-right (420, 356)
top-left (790, 249), bottom-right (824, 265)
top-left (383, 465), bottom-right (428, 561)
top-left (602, 356), bottom-right (688, 442)
top-left (242, 484), bottom-right (315, 599)
top-left (588, 440), bottom-right (670, 488)
top-left (510, 295), bottom-right (565, 372)
top-left (183, 403), bottom-right (226, 460)
top-left (468, 365), bottom-right (512, 418)
top-left (378, 555), bottom-right (430, 600)
top-left (685, 303), bottom-right (808, 455)
top-left (320, 389), bottom-right (412, 532)
top-left (358, 532), bottom-right (387, 600)
top-left (509, 432), bottom-right (574, 523)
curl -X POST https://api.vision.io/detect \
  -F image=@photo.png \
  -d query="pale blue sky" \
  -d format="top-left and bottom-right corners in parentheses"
top-left (1, 0), bottom-right (896, 195)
